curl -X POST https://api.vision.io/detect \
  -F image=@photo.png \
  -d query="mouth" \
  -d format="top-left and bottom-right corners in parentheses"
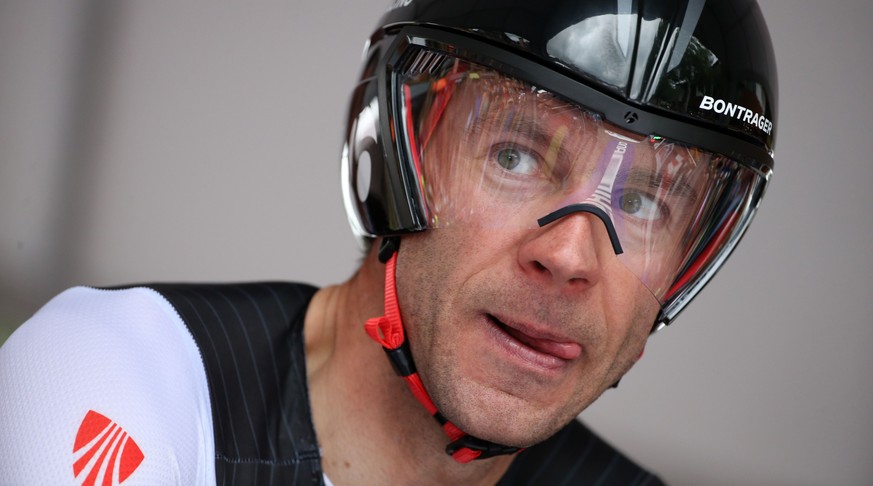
top-left (486, 314), bottom-right (582, 370)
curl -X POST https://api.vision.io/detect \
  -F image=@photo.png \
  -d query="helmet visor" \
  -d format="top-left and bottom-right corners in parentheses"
top-left (392, 48), bottom-right (767, 310)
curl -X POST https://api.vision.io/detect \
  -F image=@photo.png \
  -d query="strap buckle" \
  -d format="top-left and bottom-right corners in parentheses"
top-left (445, 434), bottom-right (521, 460)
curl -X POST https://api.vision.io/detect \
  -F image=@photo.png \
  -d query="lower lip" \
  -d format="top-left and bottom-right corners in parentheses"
top-left (484, 316), bottom-right (575, 372)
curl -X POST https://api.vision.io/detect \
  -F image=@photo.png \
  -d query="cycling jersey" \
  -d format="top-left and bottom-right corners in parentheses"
top-left (0, 283), bottom-right (663, 485)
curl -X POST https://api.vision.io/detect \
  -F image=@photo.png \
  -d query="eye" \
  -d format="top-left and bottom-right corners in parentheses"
top-left (493, 146), bottom-right (539, 175)
top-left (618, 190), bottom-right (668, 221)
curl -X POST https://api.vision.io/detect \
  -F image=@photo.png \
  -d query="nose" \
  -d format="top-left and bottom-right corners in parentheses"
top-left (518, 211), bottom-right (613, 289)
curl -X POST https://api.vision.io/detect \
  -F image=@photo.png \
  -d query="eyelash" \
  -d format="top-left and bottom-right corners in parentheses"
top-left (489, 143), bottom-right (543, 176)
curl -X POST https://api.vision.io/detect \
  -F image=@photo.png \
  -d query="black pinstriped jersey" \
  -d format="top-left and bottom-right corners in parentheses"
top-left (149, 282), bottom-right (665, 485)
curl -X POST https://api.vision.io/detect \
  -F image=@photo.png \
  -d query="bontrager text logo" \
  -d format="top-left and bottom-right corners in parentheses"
top-left (386, 0), bottom-right (413, 11)
top-left (72, 410), bottom-right (144, 486)
top-left (699, 95), bottom-right (773, 136)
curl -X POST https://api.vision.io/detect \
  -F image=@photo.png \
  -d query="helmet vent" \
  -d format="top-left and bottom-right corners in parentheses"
top-left (407, 49), bottom-right (446, 76)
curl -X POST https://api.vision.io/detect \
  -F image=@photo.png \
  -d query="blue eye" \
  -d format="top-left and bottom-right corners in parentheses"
top-left (494, 146), bottom-right (539, 175)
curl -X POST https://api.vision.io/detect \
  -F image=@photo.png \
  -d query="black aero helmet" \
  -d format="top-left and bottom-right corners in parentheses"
top-left (342, 0), bottom-right (777, 328)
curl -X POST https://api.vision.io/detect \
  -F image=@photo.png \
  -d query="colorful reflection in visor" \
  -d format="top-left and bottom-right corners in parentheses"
top-left (396, 51), bottom-right (765, 304)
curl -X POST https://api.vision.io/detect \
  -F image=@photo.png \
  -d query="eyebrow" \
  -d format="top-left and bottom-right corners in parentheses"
top-left (472, 109), bottom-right (551, 146)
top-left (623, 168), bottom-right (700, 202)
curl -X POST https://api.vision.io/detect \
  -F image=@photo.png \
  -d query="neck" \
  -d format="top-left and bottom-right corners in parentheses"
top-left (304, 249), bottom-right (514, 485)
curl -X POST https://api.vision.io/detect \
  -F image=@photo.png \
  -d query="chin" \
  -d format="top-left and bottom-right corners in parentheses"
top-left (436, 383), bottom-right (585, 448)
top-left (464, 411), bottom-right (573, 448)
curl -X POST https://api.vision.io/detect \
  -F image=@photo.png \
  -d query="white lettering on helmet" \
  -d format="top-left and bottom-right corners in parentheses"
top-left (386, 0), bottom-right (413, 11)
top-left (613, 141), bottom-right (628, 156)
top-left (698, 95), bottom-right (773, 135)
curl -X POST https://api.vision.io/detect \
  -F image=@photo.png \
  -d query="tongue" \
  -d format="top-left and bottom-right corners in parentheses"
top-left (502, 326), bottom-right (582, 361)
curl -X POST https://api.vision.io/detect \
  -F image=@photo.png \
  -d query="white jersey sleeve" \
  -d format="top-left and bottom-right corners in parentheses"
top-left (0, 286), bottom-right (216, 485)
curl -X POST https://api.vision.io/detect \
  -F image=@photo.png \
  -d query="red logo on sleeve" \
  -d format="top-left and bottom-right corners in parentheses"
top-left (73, 410), bottom-right (144, 486)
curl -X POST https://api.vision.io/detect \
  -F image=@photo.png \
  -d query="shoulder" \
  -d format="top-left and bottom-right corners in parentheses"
top-left (141, 281), bottom-right (318, 337)
top-left (0, 286), bottom-right (215, 485)
top-left (1, 286), bottom-right (202, 387)
top-left (499, 419), bottom-right (665, 486)
top-left (1, 286), bottom-right (205, 381)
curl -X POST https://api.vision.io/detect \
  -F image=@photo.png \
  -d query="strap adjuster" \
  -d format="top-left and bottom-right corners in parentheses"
top-left (445, 434), bottom-right (521, 460)
top-left (383, 339), bottom-right (416, 377)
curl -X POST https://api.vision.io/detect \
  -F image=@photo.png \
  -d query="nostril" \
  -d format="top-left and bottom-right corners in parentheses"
top-left (533, 261), bottom-right (549, 274)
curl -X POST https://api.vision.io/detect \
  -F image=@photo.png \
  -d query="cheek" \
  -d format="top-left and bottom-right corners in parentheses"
top-left (392, 226), bottom-right (521, 352)
top-left (392, 230), bottom-right (473, 347)
top-left (617, 290), bottom-right (659, 375)
top-left (394, 235), bottom-right (448, 325)
top-left (602, 268), bottom-right (660, 355)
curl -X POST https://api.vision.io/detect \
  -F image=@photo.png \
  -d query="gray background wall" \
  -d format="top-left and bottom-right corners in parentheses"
top-left (1, 1), bottom-right (871, 484)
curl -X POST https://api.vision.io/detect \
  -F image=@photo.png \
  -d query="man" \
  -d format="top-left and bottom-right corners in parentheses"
top-left (0, 0), bottom-right (777, 484)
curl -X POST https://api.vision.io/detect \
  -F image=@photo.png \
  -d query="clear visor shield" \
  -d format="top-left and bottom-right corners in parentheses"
top-left (394, 50), bottom-right (767, 306)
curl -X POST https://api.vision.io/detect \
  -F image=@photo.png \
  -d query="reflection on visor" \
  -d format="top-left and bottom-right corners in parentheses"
top-left (395, 49), bottom-right (766, 305)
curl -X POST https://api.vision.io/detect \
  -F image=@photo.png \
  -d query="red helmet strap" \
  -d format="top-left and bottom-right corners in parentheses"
top-left (364, 252), bottom-right (522, 462)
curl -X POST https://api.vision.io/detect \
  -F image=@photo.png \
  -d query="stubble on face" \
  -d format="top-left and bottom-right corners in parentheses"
top-left (390, 72), bottom-right (661, 447)
top-left (393, 227), bottom-right (658, 448)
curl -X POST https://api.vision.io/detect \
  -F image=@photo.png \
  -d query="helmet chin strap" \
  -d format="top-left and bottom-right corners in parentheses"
top-left (364, 240), bottom-right (522, 463)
